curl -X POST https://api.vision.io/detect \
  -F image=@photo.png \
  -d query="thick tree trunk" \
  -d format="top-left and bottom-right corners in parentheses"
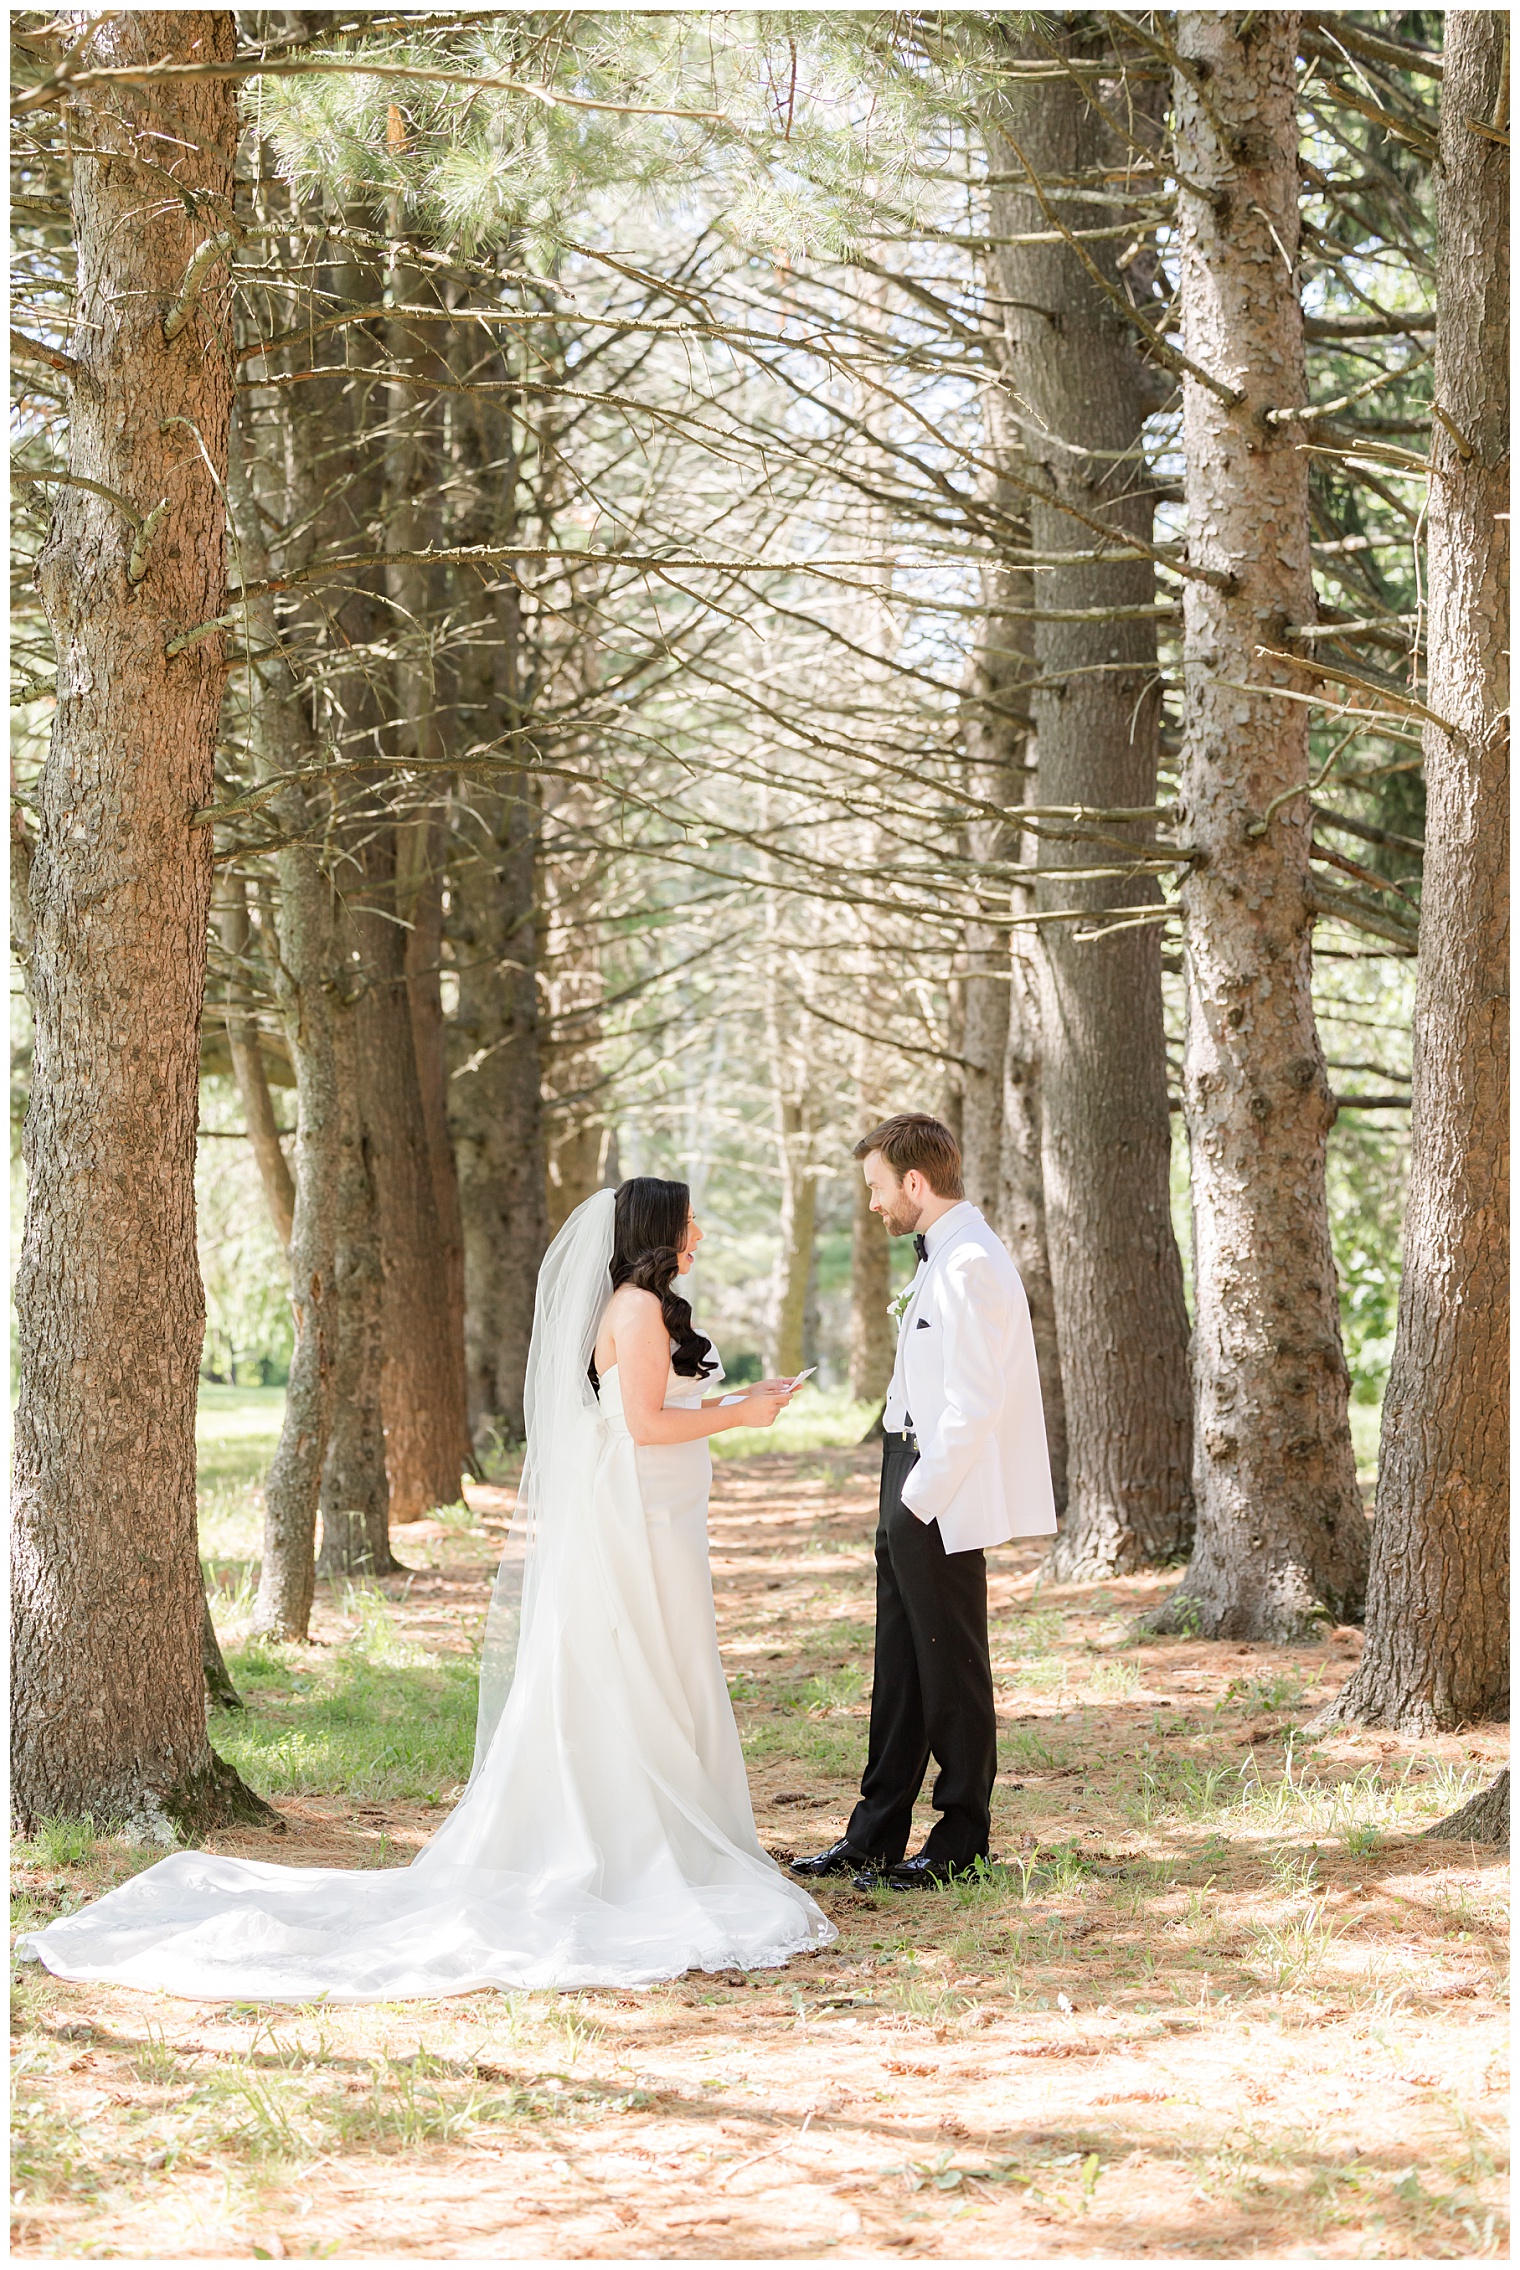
top-left (450, 777), bottom-right (550, 1444)
top-left (348, 836), bottom-right (468, 1518)
top-left (12, 12), bottom-right (274, 1836)
top-left (987, 29), bottom-right (1192, 1576)
top-left (364, 288), bottom-right (471, 1514)
top-left (1319, 13), bottom-right (1508, 1729)
top-left (443, 342), bottom-right (550, 1448)
top-left (1156, 12), bottom-right (1367, 1641)
top-left (1426, 1770), bottom-right (1509, 1847)
top-left (314, 992), bottom-right (399, 1582)
top-left (215, 875), bottom-right (296, 1250)
top-left (225, 427), bottom-right (357, 1632)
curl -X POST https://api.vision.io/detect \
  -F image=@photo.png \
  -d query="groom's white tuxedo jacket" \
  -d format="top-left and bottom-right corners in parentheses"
top-left (884, 1201), bottom-right (1058, 1556)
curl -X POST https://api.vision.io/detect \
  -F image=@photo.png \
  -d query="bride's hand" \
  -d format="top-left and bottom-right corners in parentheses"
top-left (749, 1377), bottom-right (795, 1397)
top-left (740, 1386), bottom-right (792, 1428)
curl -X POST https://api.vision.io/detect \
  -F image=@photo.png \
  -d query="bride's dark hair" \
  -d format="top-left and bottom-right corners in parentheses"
top-left (608, 1177), bottom-right (717, 1379)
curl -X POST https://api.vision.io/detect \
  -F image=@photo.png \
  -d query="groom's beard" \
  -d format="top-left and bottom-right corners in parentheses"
top-left (879, 1201), bottom-right (923, 1241)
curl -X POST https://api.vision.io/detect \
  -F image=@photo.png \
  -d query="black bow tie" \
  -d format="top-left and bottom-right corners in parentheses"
top-left (912, 1232), bottom-right (928, 1264)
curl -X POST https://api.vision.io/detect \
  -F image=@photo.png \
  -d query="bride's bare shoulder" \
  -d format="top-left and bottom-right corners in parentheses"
top-left (599, 1284), bottom-right (665, 1357)
top-left (606, 1284), bottom-right (663, 1321)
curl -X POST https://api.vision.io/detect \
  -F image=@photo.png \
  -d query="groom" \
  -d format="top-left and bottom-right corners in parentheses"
top-left (792, 1114), bottom-right (1057, 1889)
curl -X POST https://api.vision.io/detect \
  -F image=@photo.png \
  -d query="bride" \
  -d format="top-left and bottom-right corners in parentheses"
top-left (21, 1180), bottom-right (835, 2000)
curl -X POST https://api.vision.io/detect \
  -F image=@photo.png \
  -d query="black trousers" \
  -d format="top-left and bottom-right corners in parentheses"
top-left (844, 1435), bottom-right (998, 1868)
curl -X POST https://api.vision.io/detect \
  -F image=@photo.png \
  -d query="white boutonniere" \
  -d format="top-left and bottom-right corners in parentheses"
top-left (889, 1284), bottom-right (915, 1330)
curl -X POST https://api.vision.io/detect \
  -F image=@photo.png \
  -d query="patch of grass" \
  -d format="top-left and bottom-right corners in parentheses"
top-left (796, 1667), bottom-right (866, 1714)
top-left (1000, 1725), bottom-right (1064, 1771)
top-left (1007, 1658), bottom-right (1065, 1695)
top-left (1269, 1846), bottom-right (1322, 1898)
top-left (1341, 1818), bottom-right (1383, 1858)
top-left (14, 1820), bottom-right (101, 1871)
top-left (10, 2079), bottom-right (101, 2206)
top-left (1088, 1657), bottom-right (1142, 1701)
top-left (880, 1960), bottom-right (972, 2028)
top-left (1223, 1666), bottom-right (1312, 1714)
top-left (214, 1619), bottom-right (477, 1803)
top-left (739, 1715), bottom-right (863, 1779)
top-left (1125, 1755), bottom-right (1240, 1826)
top-left (1246, 1898), bottom-right (1348, 1993)
top-left (1003, 1608), bottom-right (1066, 1657)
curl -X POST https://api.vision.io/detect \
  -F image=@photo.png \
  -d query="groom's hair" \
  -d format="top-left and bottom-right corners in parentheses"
top-left (853, 1114), bottom-right (964, 1199)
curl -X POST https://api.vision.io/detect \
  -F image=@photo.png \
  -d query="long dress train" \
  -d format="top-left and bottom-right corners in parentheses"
top-left (19, 1197), bottom-right (832, 2000)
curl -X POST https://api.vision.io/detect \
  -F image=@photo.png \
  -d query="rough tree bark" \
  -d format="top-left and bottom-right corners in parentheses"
top-left (347, 820), bottom-right (468, 1519)
top-left (215, 874), bottom-right (296, 1250)
top-left (1319, 11), bottom-right (1508, 1729)
top-left (1157, 11), bottom-right (1368, 1640)
top-left (446, 355), bottom-right (550, 1445)
top-left (12, 11), bottom-right (274, 1834)
top-left (360, 277), bottom-right (471, 1516)
top-left (987, 24), bottom-right (1192, 1573)
top-left (227, 419), bottom-right (372, 1633)
top-left (960, 396), bottom-right (1068, 1505)
top-left (313, 990), bottom-right (398, 1584)
top-left (1426, 1770), bottom-right (1509, 1847)
top-left (450, 772), bottom-right (549, 1443)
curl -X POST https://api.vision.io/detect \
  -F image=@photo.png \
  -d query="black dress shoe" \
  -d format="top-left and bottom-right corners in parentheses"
top-left (880, 1854), bottom-right (978, 1891)
top-left (789, 1839), bottom-right (888, 1880)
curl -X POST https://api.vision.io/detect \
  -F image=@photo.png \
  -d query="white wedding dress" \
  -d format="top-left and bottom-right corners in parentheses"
top-left (20, 1193), bottom-right (833, 2001)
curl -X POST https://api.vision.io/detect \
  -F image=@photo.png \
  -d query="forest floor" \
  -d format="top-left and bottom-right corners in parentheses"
top-left (11, 1399), bottom-right (1508, 2261)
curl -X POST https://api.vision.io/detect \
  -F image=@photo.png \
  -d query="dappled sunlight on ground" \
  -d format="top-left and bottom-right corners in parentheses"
top-left (10, 1435), bottom-right (1508, 2258)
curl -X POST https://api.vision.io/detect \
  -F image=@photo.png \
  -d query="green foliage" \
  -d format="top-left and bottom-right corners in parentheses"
top-left (255, 16), bottom-right (948, 264)
top-left (13, 1820), bottom-right (99, 1871)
